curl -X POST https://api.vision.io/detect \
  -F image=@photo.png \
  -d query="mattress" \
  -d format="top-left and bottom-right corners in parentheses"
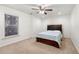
top-left (36, 30), bottom-right (62, 46)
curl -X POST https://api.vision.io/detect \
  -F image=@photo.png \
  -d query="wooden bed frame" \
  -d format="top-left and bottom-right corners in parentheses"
top-left (36, 25), bottom-right (62, 48)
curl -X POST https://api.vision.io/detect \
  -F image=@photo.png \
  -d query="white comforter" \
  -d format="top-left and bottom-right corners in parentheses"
top-left (37, 30), bottom-right (62, 46)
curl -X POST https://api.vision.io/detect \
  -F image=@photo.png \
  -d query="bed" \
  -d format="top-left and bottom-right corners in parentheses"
top-left (36, 25), bottom-right (62, 48)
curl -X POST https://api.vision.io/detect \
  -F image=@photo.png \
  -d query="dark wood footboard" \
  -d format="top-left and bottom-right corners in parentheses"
top-left (36, 37), bottom-right (60, 48)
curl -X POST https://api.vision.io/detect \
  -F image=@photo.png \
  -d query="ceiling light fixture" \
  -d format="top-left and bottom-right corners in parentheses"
top-left (39, 11), bottom-right (44, 14)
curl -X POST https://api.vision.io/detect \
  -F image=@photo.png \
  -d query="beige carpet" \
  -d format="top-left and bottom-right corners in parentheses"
top-left (0, 38), bottom-right (78, 54)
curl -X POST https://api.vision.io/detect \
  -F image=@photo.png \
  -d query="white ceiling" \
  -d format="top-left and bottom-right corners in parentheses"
top-left (0, 4), bottom-right (75, 18)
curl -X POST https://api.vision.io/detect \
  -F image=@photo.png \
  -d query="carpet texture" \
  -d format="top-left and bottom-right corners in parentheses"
top-left (0, 38), bottom-right (78, 54)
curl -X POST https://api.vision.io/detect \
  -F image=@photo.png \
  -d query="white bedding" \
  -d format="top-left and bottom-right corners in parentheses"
top-left (36, 30), bottom-right (62, 46)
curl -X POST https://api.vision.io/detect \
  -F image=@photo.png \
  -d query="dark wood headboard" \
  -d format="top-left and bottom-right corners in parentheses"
top-left (47, 25), bottom-right (62, 33)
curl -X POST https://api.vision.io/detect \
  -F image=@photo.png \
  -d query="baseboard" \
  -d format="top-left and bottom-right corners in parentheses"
top-left (72, 43), bottom-right (79, 53)
top-left (75, 46), bottom-right (79, 53)
top-left (0, 36), bottom-right (32, 47)
top-left (62, 37), bottom-right (71, 39)
top-left (70, 38), bottom-right (79, 53)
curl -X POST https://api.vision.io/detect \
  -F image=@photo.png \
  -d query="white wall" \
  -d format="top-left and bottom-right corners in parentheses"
top-left (71, 5), bottom-right (79, 52)
top-left (32, 18), bottom-right (42, 35)
top-left (41, 15), bottom-right (71, 38)
top-left (0, 5), bottom-right (33, 47)
top-left (30, 15), bottom-right (43, 37)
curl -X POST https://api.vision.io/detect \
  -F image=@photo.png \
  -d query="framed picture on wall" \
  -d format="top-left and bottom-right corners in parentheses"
top-left (5, 14), bottom-right (19, 36)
